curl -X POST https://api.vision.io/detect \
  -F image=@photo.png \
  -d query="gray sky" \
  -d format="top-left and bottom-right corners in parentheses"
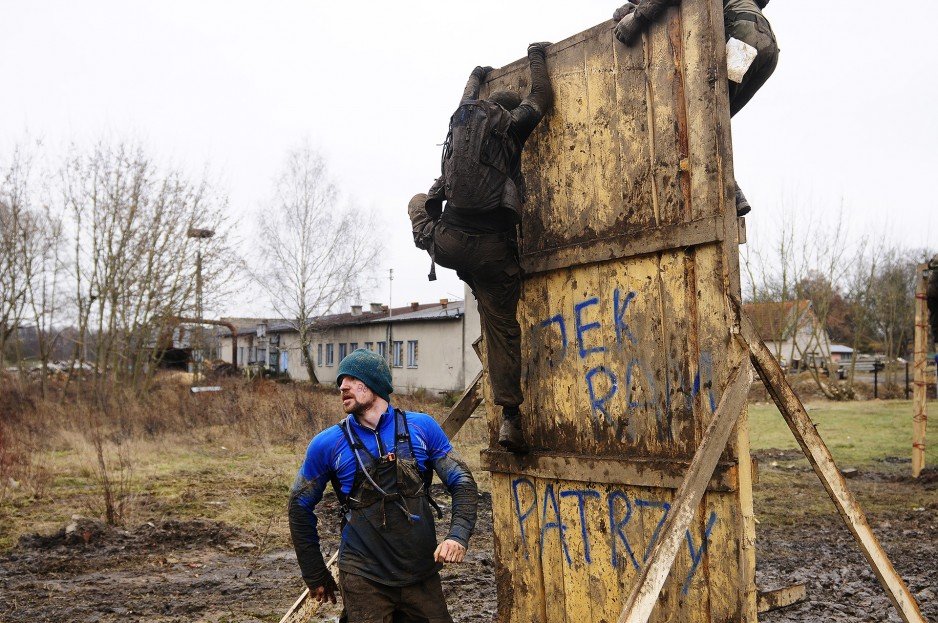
top-left (3, 1), bottom-right (936, 315)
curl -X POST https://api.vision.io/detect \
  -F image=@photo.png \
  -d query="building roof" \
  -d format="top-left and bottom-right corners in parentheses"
top-left (829, 344), bottom-right (855, 354)
top-left (218, 301), bottom-right (465, 337)
top-left (742, 300), bottom-right (815, 342)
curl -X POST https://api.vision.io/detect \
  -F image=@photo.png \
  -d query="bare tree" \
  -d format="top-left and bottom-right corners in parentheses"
top-left (56, 141), bottom-right (235, 390)
top-left (0, 144), bottom-right (44, 370)
top-left (254, 144), bottom-right (381, 383)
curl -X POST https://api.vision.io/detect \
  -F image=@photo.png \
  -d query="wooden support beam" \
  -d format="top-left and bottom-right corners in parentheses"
top-left (735, 301), bottom-right (926, 623)
top-left (521, 215), bottom-right (724, 276)
top-left (616, 362), bottom-right (752, 623)
top-left (441, 371), bottom-right (484, 438)
top-left (482, 449), bottom-right (742, 492)
top-left (279, 551), bottom-right (339, 623)
top-left (912, 263), bottom-right (929, 478)
top-left (757, 583), bottom-right (806, 614)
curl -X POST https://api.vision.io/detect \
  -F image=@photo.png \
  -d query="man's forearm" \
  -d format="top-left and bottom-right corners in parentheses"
top-left (524, 49), bottom-right (552, 117)
top-left (288, 494), bottom-right (329, 587)
top-left (460, 66), bottom-right (490, 104)
top-left (633, 0), bottom-right (681, 25)
top-left (435, 452), bottom-right (478, 547)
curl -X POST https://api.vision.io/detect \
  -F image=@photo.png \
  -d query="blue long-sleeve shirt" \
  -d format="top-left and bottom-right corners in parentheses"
top-left (288, 405), bottom-right (477, 587)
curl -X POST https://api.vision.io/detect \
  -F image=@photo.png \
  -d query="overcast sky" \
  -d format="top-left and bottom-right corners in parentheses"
top-left (3, 1), bottom-right (936, 316)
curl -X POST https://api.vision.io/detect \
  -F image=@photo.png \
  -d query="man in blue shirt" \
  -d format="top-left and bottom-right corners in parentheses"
top-left (288, 349), bottom-right (478, 622)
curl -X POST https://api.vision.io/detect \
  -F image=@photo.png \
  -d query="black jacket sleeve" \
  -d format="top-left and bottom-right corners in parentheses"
top-left (460, 66), bottom-right (489, 105)
top-left (287, 474), bottom-right (330, 589)
top-left (433, 451), bottom-right (478, 548)
top-left (511, 47), bottom-right (554, 144)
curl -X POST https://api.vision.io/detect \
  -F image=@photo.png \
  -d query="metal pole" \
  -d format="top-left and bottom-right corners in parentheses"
top-left (387, 268), bottom-right (393, 367)
top-left (874, 366), bottom-right (879, 399)
top-left (906, 361), bottom-right (911, 400)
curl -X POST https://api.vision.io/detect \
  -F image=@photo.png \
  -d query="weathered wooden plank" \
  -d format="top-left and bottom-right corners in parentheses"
top-left (617, 362), bottom-right (751, 623)
top-left (441, 371), bottom-right (483, 439)
top-left (757, 583), bottom-right (807, 614)
top-left (492, 472), bottom-right (547, 622)
top-left (737, 303), bottom-right (927, 623)
top-left (521, 215), bottom-right (724, 276)
top-left (482, 449), bottom-right (740, 492)
top-left (912, 263), bottom-right (928, 477)
top-left (539, 476), bottom-right (570, 623)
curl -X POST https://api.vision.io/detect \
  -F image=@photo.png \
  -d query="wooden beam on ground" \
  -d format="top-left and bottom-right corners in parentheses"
top-left (735, 301), bottom-right (926, 623)
top-left (279, 551), bottom-right (339, 623)
top-left (616, 362), bottom-right (752, 623)
top-left (912, 263), bottom-right (929, 478)
top-left (441, 370), bottom-right (484, 439)
top-left (757, 583), bottom-right (806, 614)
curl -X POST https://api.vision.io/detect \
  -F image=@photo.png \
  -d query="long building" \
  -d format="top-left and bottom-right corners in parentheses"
top-left (217, 296), bottom-right (482, 395)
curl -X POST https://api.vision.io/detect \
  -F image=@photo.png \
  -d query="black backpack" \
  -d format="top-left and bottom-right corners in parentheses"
top-left (440, 100), bottom-right (518, 213)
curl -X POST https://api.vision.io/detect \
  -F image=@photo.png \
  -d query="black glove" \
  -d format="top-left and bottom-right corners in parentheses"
top-left (756, 0), bottom-right (769, 8)
top-left (614, 13), bottom-right (648, 46)
top-left (471, 65), bottom-right (494, 78)
top-left (527, 42), bottom-right (551, 57)
top-left (612, 2), bottom-right (638, 21)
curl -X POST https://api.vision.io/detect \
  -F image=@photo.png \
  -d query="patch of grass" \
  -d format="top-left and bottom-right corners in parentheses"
top-left (749, 399), bottom-right (923, 471)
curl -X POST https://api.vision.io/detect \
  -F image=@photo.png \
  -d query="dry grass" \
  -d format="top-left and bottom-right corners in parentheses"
top-left (0, 372), bottom-right (489, 550)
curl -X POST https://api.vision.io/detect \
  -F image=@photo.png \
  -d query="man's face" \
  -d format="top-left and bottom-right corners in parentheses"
top-left (338, 376), bottom-right (376, 415)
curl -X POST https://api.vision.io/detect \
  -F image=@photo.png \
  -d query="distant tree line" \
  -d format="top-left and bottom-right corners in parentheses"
top-left (1, 139), bottom-right (236, 393)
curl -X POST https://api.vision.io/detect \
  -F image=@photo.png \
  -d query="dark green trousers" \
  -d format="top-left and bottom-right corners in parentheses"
top-left (431, 223), bottom-right (524, 409)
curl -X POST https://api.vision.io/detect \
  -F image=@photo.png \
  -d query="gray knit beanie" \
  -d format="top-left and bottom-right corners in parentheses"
top-left (336, 348), bottom-right (393, 402)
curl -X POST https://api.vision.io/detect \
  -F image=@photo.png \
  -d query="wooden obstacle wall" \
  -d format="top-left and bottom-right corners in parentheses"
top-left (479, 2), bottom-right (757, 621)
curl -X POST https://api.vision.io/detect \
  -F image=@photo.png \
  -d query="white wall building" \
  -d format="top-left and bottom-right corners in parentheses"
top-left (219, 290), bottom-right (482, 395)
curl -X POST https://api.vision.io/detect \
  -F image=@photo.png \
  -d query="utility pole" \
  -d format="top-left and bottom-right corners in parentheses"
top-left (187, 227), bottom-right (215, 382)
top-left (387, 268), bottom-right (394, 367)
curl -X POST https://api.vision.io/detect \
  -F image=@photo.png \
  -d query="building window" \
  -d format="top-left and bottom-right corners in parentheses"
top-left (350, 342), bottom-right (358, 351)
top-left (407, 340), bottom-right (418, 368)
top-left (339, 343), bottom-right (348, 361)
top-left (364, 342), bottom-right (374, 351)
top-left (238, 346), bottom-right (245, 365)
top-left (317, 343), bottom-right (323, 366)
top-left (377, 341), bottom-right (387, 359)
top-left (392, 341), bottom-right (404, 368)
top-left (326, 343), bottom-right (335, 366)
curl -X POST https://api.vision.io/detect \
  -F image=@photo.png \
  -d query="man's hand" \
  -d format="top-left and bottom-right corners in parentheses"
top-left (614, 13), bottom-right (647, 46)
top-left (612, 2), bottom-right (638, 21)
top-left (472, 65), bottom-right (494, 78)
top-left (308, 575), bottom-right (338, 604)
top-left (527, 42), bottom-right (552, 57)
top-left (433, 539), bottom-right (467, 564)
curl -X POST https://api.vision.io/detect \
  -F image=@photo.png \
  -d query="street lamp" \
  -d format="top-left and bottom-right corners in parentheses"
top-left (187, 227), bottom-right (215, 380)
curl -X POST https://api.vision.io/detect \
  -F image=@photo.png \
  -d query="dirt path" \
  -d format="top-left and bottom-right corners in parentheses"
top-left (2, 486), bottom-right (935, 622)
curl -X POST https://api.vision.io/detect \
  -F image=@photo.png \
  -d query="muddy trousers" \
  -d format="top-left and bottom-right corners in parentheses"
top-left (725, 11), bottom-right (779, 117)
top-left (338, 570), bottom-right (453, 623)
top-left (430, 224), bottom-right (524, 409)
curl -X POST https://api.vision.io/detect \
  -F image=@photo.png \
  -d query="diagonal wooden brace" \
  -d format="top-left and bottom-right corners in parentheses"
top-left (617, 362), bottom-right (753, 623)
top-left (734, 299), bottom-right (926, 623)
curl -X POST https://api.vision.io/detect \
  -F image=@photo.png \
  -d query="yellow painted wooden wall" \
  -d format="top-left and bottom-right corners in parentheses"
top-left (479, 2), bottom-right (757, 621)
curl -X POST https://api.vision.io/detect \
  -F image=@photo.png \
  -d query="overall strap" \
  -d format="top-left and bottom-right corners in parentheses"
top-left (393, 408), bottom-right (417, 459)
top-left (395, 409), bottom-right (443, 519)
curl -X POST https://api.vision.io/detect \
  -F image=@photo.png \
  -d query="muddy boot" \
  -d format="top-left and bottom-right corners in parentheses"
top-left (498, 407), bottom-right (529, 454)
top-left (735, 182), bottom-right (751, 216)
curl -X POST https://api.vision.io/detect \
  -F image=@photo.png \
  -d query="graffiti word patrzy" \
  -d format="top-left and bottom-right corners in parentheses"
top-left (513, 478), bottom-right (717, 595)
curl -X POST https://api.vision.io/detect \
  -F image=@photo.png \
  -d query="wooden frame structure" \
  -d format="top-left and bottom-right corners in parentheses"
top-left (912, 263), bottom-right (929, 478)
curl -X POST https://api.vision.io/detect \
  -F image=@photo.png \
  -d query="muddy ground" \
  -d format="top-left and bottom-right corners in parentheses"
top-left (2, 473), bottom-right (936, 623)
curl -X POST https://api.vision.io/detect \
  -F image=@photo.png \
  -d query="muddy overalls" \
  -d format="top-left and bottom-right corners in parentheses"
top-left (334, 410), bottom-right (450, 623)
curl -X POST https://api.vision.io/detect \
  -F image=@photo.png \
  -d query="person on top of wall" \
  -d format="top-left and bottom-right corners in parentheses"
top-left (288, 349), bottom-right (478, 622)
top-left (408, 42), bottom-right (554, 454)
top-left (612, 0), bottom-right (778, 216)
